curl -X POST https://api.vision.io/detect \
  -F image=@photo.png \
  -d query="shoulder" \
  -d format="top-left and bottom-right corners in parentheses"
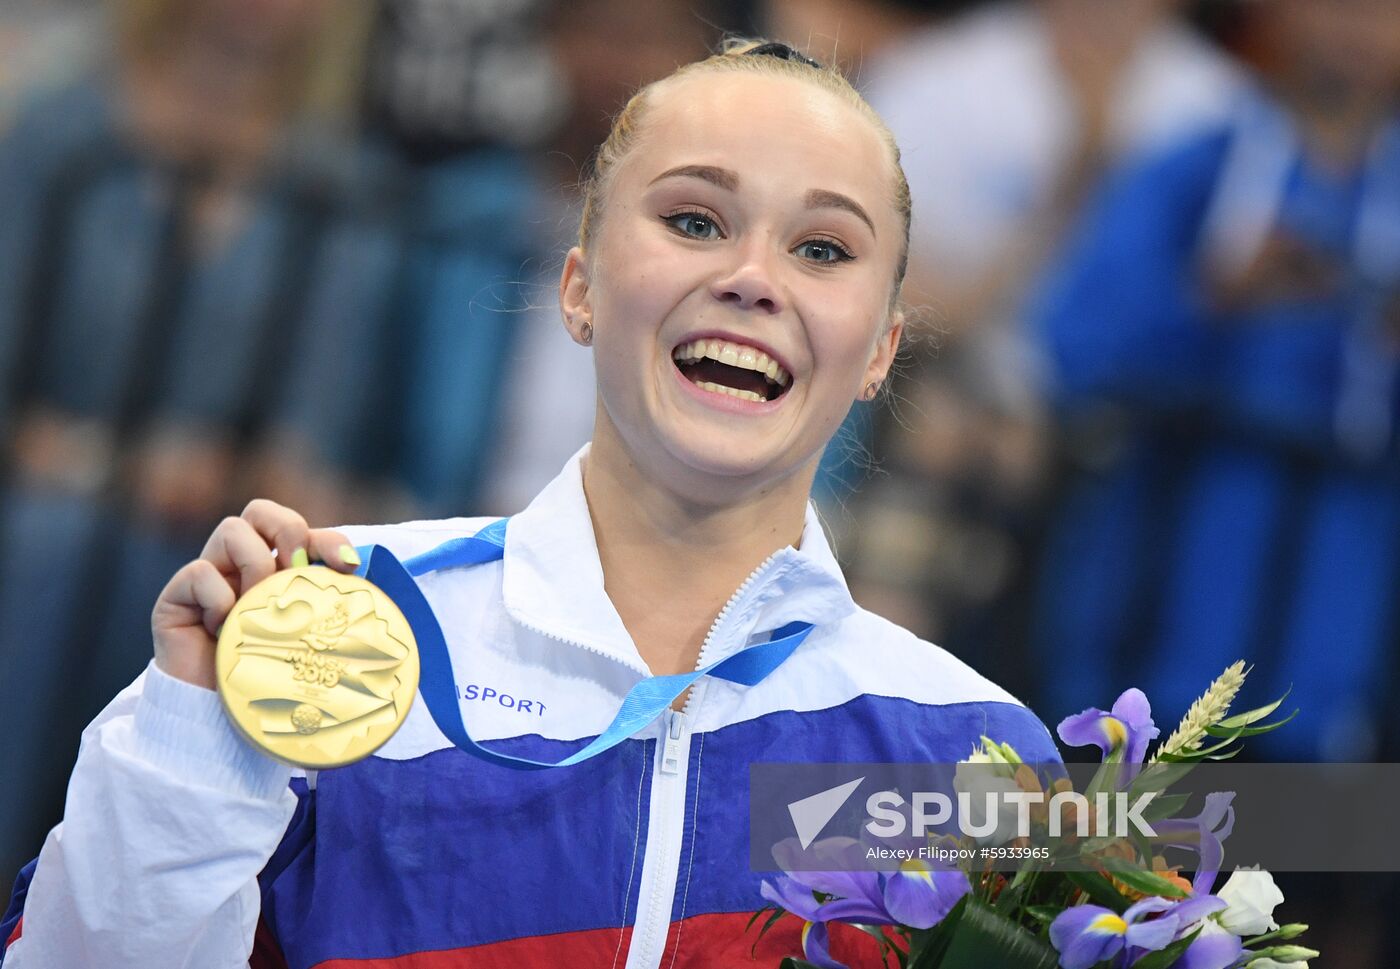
top-left (767, 606), bottom-right (1062, 763)
top-left (835, 607), bottom-right (1025, 708)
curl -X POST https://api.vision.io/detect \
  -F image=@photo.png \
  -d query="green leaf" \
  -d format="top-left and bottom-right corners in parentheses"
top-left (1064, 871), bottom-right (1130, 913)
top-left (852, 924), bottom-right (902, 969)
top-left (751, 906), bottom-right (790, 957)
top-left (908, 896), bottom-right (967, 968)
top-left (1131, 762), bottom-right (1195, 793)
top-left (903, 926), bottom-right (933, 964)
top-left (849, 921), bottom-right (897, 960)
top-left (1181, 731), bottom-right (1246, 756)
top-left (932, 898), bottom-right (1060, 969)
top-left (1024, 905), bottom-right (1062, 924)
top-left (1204, 709), bottom-right (1298, 738)
top-left (1141, 793), bottom-right (1192, 821)
top-left (1130, 827), bottom-right (1153, 874)
top-left (1215, 689), bottom-right (1290, 729)
top-left (1098, 857), bottom-right (1188, 898)
top-left (745, 904), bottom-right (775, 933)
top-left (1126, 927), bottom-right (1203, 969)
top-left (1204, 748), bottom-right (1242, 761)
top-left (1156, 750), bottom-right (1204, 764)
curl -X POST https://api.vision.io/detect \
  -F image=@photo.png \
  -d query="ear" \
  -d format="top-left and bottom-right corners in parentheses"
top-left (862, 307), bottom-right (904, 391)
top-left (559, 246), bottom-right (593, 345)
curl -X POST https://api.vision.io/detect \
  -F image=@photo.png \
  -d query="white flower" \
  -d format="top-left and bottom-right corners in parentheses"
top-left (954, 741), bottom-right (1023, 846)
top-left (1216, 868), bottom-right (1285, 936)
top-left (1246, 959), bottom-right (1307, 968)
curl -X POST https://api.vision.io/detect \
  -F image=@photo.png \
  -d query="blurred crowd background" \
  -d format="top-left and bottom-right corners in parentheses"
top-left (2, 0), bottom-right (1397, 961)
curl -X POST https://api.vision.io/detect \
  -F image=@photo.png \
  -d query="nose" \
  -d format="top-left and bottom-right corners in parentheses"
top-left (709, 238), bottom-right (784, 314)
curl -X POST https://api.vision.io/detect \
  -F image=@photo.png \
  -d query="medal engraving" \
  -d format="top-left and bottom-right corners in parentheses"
top-left (215, 567), bottom-right (419, 768)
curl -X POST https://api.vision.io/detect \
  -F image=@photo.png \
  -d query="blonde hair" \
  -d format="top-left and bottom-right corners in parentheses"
top-left (578, 38), bottom-right (913, 305)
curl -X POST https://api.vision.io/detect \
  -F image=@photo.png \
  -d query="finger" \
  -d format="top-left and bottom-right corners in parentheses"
top-left (158, 558), bottom-right (238, 636)
top-left (201, 516), bottom-right (279, 596)
top-left (240, 498), bottom-right (310, 569)
top-left (307, 528), bottom-right (360, 573)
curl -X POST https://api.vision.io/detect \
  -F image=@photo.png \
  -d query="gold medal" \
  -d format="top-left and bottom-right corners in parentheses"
top-left (215, 566), bottom-right (419, 769)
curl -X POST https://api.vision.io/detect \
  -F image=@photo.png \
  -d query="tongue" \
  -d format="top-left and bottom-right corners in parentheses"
top-left (680, 358), bottom-right (772, 398)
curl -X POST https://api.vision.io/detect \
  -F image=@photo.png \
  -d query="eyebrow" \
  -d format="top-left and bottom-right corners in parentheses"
top-left (805, 188), bottom-right (875, 237)
top-left (647, 164), bottom-right (877, 237)
top-left (649, 164), bottom-right (739, 192)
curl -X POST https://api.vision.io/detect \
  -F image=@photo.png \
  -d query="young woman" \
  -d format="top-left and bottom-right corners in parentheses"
top-left (1, 41), bottom-right (1057, 969)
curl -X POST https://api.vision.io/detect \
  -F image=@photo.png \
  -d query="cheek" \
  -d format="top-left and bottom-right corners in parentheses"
top-left (805, 295), bottom-right (885, 386)
top-left (594, 216), bottom-right (690, 332)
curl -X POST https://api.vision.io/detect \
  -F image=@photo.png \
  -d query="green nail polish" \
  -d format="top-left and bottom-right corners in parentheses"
top-left (339, 544), bottom-right (362, 567)
top-left (291, 548), bottom-right (310, 569)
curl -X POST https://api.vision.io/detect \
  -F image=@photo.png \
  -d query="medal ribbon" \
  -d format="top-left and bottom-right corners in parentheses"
top-left (354, 520), bottom-right (812, 770)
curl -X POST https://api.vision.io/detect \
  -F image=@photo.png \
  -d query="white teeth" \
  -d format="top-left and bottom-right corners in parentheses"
top-left (695, 381), bottom-right (765, 403)
top-left (671, 338), bottom-right (791, 386)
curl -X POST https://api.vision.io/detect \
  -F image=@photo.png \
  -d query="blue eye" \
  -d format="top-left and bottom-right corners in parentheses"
top-left (795, 239), bottom-right (854, 264)
top-left (663, 210), bottom-right (723, 240)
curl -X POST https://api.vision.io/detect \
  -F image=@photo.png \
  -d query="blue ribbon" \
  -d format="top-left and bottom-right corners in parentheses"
top-left (354, 520), bottom-right (811, 770)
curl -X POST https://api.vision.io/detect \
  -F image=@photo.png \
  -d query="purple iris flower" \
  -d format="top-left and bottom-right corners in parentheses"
top-left (882, 859), bottom-right (971, 928)
top-left (1152, 792), bottom-right (1236, 895)
top-left (1119, 895), bottom-right (1232, 968)
top-left (1057, 688), bottom-right (1161, 767)
top-left (799, 920), bottom-right (844, 969)
top-left (766, 837), bottom-right (894, 924)
top-left (1168, 920), bottom-right (1245, 969)
top-left (1052, 891), bottom-right (1230, 969)
top-left (1051, 896), bottom-right (1180, 969)
top-left (761, 836), bottom-right (972, 968)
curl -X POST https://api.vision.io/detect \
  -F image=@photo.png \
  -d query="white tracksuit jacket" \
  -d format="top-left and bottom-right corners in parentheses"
top-left (1, 449), bottom-right (1057, 969)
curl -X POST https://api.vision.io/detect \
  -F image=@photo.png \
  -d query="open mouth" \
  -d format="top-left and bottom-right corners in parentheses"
top-left (671, 339), bottom-right (792, 403)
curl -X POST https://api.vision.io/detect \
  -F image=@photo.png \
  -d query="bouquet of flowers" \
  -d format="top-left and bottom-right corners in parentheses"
top-left (751, 662), bottom-right (1318, 969)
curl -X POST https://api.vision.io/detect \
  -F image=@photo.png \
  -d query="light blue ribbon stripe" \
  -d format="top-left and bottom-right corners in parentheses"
top-left (352, 519), bottom-right (810, 771)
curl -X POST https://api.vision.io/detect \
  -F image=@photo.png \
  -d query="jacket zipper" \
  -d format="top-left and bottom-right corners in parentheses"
top-left (625, 551), bottom-right (782, 969)
top-left (625, 705), bottom-right (692, 969)
top-left (660, 707), bottom-right (686, 775)
top-left (679, 550), bottom-right (779, 717)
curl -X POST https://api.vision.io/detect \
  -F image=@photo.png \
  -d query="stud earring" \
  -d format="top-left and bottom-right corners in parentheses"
top-left (862, 380), bottom-right (881, 401)
top-left (579, 319), bottom-right (594, 346)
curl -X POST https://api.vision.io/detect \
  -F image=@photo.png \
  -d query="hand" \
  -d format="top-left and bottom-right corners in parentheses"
top-left (1210, 231), bottom-right (1345, 312)
top-left (128, 421), bottom-right (237, 529)
top-left (151, 499), bottom-right (360, 690)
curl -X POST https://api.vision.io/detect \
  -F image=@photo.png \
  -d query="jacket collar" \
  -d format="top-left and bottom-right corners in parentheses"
top-left (500, 446), bottom-right (856, 675)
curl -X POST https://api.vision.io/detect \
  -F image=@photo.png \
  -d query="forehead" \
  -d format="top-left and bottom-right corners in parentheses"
top-left (623, 71), bottom-right (896, 218)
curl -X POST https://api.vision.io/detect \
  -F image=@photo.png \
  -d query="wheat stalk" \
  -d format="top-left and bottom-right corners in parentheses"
top-left (1149, 660), bottom-right (1248, 762)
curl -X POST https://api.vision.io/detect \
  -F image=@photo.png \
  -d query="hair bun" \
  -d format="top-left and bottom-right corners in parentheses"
top-left (739, 41), bottom-right (824, 71)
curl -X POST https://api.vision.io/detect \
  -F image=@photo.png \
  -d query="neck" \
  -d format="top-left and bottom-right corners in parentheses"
top-left (581, 418), bottom-right (812, 677)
